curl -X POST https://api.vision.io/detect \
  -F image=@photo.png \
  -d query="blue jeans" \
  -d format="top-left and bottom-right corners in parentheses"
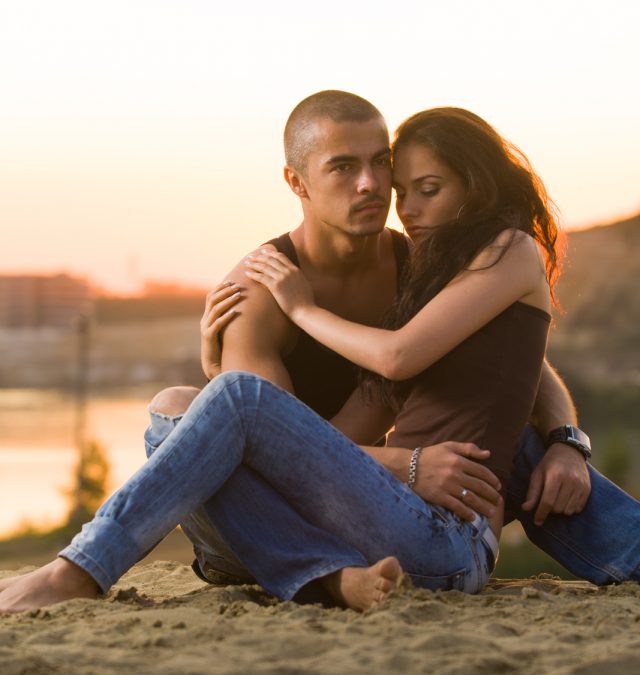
top-left (60, 372), bottom-right (496, 598)
top-left (505, 426), bottom-right (640, 583)
top-left (145, 390), bottom-right (640, 587)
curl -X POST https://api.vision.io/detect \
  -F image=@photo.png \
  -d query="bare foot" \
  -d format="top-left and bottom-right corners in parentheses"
top-left (0, 574), bottom-right (28, 593)
top-left (0, 558), bottom-right (99, 614)
top-left (323, 557), bottom-right (403, 611)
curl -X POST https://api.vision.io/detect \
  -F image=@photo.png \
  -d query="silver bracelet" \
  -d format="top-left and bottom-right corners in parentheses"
top-left (406, 446), bottom-right (423, 489)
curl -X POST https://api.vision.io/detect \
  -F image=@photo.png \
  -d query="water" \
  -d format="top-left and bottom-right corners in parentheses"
top-left (0, 388), bottom-right (157, 537)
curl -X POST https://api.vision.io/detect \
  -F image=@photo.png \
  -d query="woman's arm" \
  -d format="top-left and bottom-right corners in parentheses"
top-left (245, 230), bottom-right (549, 380)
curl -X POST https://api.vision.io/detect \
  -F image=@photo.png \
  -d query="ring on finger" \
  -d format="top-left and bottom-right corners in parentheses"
top-left (460, 488), bottom-right (469, 500)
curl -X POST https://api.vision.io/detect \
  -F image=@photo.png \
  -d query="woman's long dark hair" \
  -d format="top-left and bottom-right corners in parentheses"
top-left (369, 107), bottom-right (561, 409)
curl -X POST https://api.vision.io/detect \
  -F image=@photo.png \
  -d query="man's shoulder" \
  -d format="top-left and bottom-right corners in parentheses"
top-left (221, 245), bottom-right (295, 350)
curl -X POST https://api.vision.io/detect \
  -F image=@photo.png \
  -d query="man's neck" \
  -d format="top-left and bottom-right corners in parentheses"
top-left (289, 222), bottom-right (386, 278)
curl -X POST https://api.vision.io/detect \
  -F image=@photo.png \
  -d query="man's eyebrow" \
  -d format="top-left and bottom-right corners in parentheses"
top-left (324, 148), bottom-right (391, 166)
top-left (325, 154), bottom-right (358, 165)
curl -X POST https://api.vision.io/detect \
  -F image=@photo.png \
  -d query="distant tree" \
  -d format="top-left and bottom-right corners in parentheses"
top-left (66, 438), bottom-right (110, 528)
top-left (599, 428), bottom-right (634, 493)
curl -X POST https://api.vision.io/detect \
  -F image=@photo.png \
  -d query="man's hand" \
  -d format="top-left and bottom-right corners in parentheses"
top-left (521, 443), bottom-right (591, 526)
top-left (412, 442), bottom-right (502, 521)
top-left (200, 282), bottom-right (244, 379)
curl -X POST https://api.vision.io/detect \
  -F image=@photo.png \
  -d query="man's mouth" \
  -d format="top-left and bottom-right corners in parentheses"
top-left (352, 200), bottom-right (387, 214)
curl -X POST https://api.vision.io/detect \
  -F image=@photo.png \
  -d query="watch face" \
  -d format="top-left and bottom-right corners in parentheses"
top-left (567, 426), bottom-right (590, 448)
top-left (548, 426), bottom-right (591, 458)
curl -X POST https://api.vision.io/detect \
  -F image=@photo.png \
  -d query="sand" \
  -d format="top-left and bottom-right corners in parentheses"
top-left (2, 563), bottom-right (640, 674)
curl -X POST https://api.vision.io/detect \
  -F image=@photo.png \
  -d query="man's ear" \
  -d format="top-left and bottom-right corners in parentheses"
top-left (283, 166), bottom-right (309, 199)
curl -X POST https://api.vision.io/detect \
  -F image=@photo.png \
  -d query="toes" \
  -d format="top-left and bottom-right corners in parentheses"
top-left (375, 577), bottom-right (394, 593)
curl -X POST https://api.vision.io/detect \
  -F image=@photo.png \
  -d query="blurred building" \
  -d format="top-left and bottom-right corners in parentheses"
top-left (0, 274), bottom-right (92, 328)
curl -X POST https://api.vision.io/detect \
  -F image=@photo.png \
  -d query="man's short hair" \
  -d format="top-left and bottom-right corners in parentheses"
top-left (284, 90), bottom-right (384, 174)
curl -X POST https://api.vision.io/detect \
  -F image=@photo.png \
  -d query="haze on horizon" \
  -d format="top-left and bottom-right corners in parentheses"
top-left (1, 0), bottom-right (639, 293)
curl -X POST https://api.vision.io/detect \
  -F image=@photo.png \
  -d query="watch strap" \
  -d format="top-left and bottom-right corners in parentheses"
top-left (547, 425), bottom-right (592, 461)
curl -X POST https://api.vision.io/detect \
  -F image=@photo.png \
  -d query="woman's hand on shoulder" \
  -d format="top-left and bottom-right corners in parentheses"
top-left (243, 249), bottom-right (315, 320)
top-left (200, 281), bottom-right (244, 379)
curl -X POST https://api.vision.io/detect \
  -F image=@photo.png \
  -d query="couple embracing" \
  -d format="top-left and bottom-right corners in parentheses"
top-left (1, 91), bottom-right (638, 613)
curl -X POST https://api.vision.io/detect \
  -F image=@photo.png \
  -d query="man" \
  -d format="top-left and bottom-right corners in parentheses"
top-left (147, 91), bottom-right (640, 587)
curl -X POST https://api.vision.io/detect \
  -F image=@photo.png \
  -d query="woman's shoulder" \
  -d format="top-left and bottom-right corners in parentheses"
top-left (470, 228), bottom-right (542, 272)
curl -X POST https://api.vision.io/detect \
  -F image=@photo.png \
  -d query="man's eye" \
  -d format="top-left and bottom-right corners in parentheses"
top-left (333, 164), bottom-right (351, 173)
top-left (375, 156), bottom-right (391, 167)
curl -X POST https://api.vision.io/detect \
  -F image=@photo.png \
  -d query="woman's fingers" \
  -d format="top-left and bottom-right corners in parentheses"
top-left (438, 495), bottom-right (477, 522)
top-left (457, 487), bottom-right (498, 519)
top-left (204, 289), bottom-right (242, 323)
top-left (204, 282), bottom-right (239, 314)
top-left (244, 250), bottom-right (296, 282)
top-left (208, 304), bottom-right (239, 333)
top-left (201, 283), bottom-right (244, 334)
top-left (461, 475), bottom-right (502, 508)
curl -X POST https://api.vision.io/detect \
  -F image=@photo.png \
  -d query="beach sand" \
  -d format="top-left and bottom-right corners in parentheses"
top-left (1, 561), bottom-right (640, 674)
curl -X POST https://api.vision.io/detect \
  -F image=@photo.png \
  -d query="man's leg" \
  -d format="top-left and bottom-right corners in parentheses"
top-left (62, 373), bottom-right (490, 596)
top-left (506, 426), bottom-right (640, 583)
top-left (145, 387), bottom-right (254, 583)
top-left (1, 372), bottom-right (493, 612)
top-left (145, 386), bottom-right (353, 597)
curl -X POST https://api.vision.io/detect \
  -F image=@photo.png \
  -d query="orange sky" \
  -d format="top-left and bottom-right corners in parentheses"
top-left (1, 1), bottom-right (639, 292)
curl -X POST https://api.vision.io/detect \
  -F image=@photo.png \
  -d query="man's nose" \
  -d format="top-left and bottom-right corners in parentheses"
top-left (356, 166), bottom-right (379, 193)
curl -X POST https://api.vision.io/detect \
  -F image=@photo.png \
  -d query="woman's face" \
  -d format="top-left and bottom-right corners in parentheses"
top-left (393, 143), bottom-right (467, 241)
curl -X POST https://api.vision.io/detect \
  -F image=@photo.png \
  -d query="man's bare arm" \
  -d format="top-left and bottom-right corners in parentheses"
top-left (523, 358), bottom-right (591, 525)
top-left (218, 252), bottom-right (296, 391)
top-left (531, 359), bottom-right (578, 432)
top-left (330, 385), bottom-right (395, 445)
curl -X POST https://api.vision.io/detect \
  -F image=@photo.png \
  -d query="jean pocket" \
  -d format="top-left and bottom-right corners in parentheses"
top-left (429, 504), bottom-right (456, 526)
top-left (406, 568), bottom-right (467, 592)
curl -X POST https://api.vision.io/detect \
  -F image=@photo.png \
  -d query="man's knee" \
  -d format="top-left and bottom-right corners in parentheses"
top-left (149, 386), bottom-right (201, 417)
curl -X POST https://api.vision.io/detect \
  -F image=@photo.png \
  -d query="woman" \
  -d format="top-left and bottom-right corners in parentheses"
top-left (0, 108), bottom-right (557, 613)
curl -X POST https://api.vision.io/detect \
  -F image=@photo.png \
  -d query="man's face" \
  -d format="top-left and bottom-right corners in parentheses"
top-left (300, 117), bottom-right (392, 237)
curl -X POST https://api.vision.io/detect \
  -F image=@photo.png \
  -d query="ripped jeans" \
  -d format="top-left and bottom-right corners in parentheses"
top-left (61, 372), bottom-right (496, 598)
top-left (146, 379), bottom-right (640, 587)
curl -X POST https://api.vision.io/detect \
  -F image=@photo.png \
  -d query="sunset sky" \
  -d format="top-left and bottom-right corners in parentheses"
top-left (1, 0), bottom-right (639, 293)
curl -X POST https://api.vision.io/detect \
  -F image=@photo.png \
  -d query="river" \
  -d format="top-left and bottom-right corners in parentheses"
top-left (0, 387), bottom-right (158, 538)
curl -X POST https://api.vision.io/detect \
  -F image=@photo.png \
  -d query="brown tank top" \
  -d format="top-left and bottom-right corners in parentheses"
top-left (266, 229), bottom-right (410, 420)
top-left (387, 302), bottom-right (550, 493)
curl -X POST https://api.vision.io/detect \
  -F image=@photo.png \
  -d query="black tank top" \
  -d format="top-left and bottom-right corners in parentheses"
top-left (266, 229), bottom-right (410, 419)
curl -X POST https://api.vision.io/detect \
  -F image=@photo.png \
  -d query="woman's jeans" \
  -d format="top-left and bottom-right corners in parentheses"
top-left (60, 372), bottom-right (496, 598)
